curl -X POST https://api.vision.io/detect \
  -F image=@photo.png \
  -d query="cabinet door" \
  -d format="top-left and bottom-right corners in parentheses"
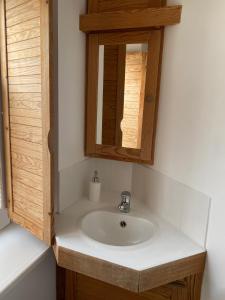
top-left (0, 0), bottom-right (54, 245)
top-left (57, 269), bottom-right (203, 300)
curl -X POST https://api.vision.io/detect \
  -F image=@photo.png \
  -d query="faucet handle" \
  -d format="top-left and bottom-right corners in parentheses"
top-left (121, 191), bottom-right (131, 202)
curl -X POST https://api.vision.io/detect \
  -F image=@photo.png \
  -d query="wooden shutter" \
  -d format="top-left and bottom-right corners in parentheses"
top-left (0, 0), bottom-right (54, 244)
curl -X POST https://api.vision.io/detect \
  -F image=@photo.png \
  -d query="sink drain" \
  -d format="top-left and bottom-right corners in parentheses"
top-left (120, 221), bottom-right (127, 228)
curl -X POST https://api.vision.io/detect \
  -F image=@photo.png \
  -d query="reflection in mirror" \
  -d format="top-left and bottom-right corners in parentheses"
top-left (96, 43), bottom-right (148, 149)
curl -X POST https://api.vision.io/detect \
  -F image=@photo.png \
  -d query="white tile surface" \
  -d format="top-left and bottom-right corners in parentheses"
top-left (0, 224), bottom-right (49, 296)
top-left (89, 159), bottom-right (133, 193)
top-left (59, 158), bottom-right (133, 212)
top-left (59, 159), bottom-right (90, 212)
top-left (56, 193), bottom-right (205, 272)
top-left (132, 164), bottom-right (211, 248)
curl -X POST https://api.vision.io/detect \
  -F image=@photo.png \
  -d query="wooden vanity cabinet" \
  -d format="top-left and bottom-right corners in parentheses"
top-left (57, 267), bottom-right (204, 300)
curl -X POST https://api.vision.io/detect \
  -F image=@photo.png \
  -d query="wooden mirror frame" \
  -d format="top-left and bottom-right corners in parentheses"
top-left (85, 30), bottom-right (163, 164)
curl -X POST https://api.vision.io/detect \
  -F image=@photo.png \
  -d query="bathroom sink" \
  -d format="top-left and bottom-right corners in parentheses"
top-left (80, 210), bottom-right (155, 246)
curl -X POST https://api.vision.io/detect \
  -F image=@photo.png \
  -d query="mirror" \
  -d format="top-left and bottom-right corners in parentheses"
top-left (96, 43), bottom-right (148, 149)
top-left (85, 31), bottom-right (162, 164)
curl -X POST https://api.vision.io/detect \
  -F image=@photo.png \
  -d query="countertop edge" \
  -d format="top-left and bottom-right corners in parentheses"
top-left (54, 244), bottom-right (207, 293)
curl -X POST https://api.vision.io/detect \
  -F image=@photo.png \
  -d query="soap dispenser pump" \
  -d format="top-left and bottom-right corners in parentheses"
top-left (89, 170), bottom-right (101, 202)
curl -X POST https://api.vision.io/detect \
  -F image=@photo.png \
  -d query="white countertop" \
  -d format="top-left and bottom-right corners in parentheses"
top-left (0, 224), bottom-right (49, 296)
top-left (56, 192), bottom-right (205, 271)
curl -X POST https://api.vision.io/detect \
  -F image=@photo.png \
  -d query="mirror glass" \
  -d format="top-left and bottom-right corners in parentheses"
top-left (96, 43), bottom-right (148, 149)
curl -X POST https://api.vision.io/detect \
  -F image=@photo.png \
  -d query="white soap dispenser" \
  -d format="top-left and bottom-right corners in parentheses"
top-left (89, 170), bottom-right (101, 202)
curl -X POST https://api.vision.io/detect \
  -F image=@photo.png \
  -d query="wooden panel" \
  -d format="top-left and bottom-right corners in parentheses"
top-left (10, 107), bottom-right (41, 118)
top-left (9, 92), bottom-right (41, 102)
top-left (57, 267), bottom-right (77, 300)
top-left (56, 246), bottom-right (140, 292)
top-left (8, 65), bottom-right (41, 76)
top-left (80, 6), bottom-right (182, 33)
top-left (122, 51), bottom-right (146, 149)
top-left (8, 47), bottom-right (40, 60)
top-left (86, 34), bottom-right (99, 154)
top-left (6, 0), bottom-right (32, 10)
top-left (11, 137), bottom-right (42, 154)
top-left (9, 83), bottom-right (41, 93)
top-left (11, 151), bottom-right (43, 176)
top-left (7, 37), bottom-right (40, 52)
top-left (13, 194), bottom-right (43, 226)
top-left (0, 0), bottom-right (53, 245)
top-left (101, 45), bottom-right (125, 146)
top-left (76, 274), bottom-right (173, 300)
top-left (6, 0), bottom-right (39, 19)
top-left (139, 253), bottom-right (206, 292)
top-left (8, 56), bottom-right (41, 68)
top-left (7, 17), bottom-right (40, 36)
top-left (12, 180), bottom-right (43, 205)
top-left (88, 0), bottom-right (167, 13)
top-left (55, 245), bottom-right (206, 294)
top-left (0, 0), bottom-right (13, 215)
top-left (141, 30), bottom-right (161, 162)
top-left (12, 167), bottom-right (43, 191)
top-left (8, 75), bottom-right (41, 85)
top-left (57, 268), bottom-right (205, 300)
top-left (7, 27), bottom-right (40, 44)
top-left (10, 115), bottom-right (42, 127)
top-left (10, 123), bottom-right (42, 144)
top-left (6, 0), bottom-right (40, 27)
top-left (10, 100), bottom-right (41, 110)
top-left (86, 29), bottom-right (161, 164)
top-left (11, 212), bottom-right (43, 240)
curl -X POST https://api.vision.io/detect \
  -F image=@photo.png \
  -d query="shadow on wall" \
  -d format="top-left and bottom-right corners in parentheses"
top-left (1, 251), bottom-right (56, 300)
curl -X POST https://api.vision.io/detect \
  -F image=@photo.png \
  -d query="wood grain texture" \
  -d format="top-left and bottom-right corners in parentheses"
top-left (11, 151), bottom-right (43, 176)
top-left (6, 0), bottom-right (32, 10)
top-left (8, 56), bottom-right (41, 68)
top-left (57, 268), bottom-right (205, 300)
top-left (8, 47), bottom-right (41, 60)
top-left (84, 0), bottom-right (172, 164)
top-left (40, 0), bottom-right (54, 244)
top-left (80, 6), bottom-right (182, 33)
top-left (85, 30), bottom-right (160, 164)
top-left (57, 266), bottom-right (76, 300)
top-left (7, 37), bottom-right (41, 52)
top-left (7, 27), bottom-right (40, 44)
top-left (7, 17), bottom-right (40, 36)
top-left (6, 0), bottom-right (40, 27)
top-left (140, 29), bottom-right (161, 162)
top-left (56, 246), bottom-right (139, 292)
top-left (122, 51), bottom-right (146, 148)
top-left (55, 245), bottom-right (206, 294)
top-left (96, 0), bottom-right (167, 12)
top-left (0, 0), bottom-right (13, 215)
top-left (12, 167), bottom-right (43, 191)
top-left (85, 34), bottom-right (99, 154)
top-left (1, 0), bottom-right (54, 245)
top-left (139, 253), bottom-right (206, 292)
top-left (101, 45), bottom-right (125, 146)
top-left (8, 65), bottom-right (41, 76)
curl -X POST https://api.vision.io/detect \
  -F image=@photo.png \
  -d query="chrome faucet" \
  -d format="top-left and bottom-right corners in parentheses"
top-left (118, 191), bottom-right (131, 213)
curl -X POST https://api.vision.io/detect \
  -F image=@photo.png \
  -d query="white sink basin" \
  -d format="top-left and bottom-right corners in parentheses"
top-left (80, 210), bottom-right (155, 246)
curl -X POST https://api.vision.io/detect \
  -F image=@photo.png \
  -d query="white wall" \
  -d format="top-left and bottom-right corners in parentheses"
top-left (58, 1), bottom-right (225, 299)
top-left (2, 251), bottom-right (56, 300)
top-left (58, 0), bottom-right (86, 171)
top-left (132, 165), bottom-right (210, 248)
top-left (153, 1), bottom-right (225, 299)
top-left (58, 0), bottom-right (133, 211)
